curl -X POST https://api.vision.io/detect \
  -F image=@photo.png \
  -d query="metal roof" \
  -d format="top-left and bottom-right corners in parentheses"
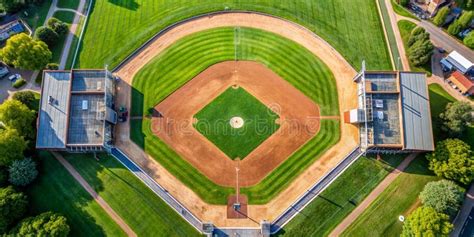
top-left (399, 72), bottom-right (434, 151)
top-left (446, 51), bottom-right (474, 74)
top-left (36, 71), bottom-right (71, 149)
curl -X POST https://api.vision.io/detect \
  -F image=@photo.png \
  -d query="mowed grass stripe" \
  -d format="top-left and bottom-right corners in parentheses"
top-left (131, 27), bottom-right (340, 204)
top-left (77, 0), bottom-right (391, 71)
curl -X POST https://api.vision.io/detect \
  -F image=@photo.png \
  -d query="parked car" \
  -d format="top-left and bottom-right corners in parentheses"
top-left (8, 74), bottom-right (21, 82)
top-left (0, 64), bottom-right (9, 78)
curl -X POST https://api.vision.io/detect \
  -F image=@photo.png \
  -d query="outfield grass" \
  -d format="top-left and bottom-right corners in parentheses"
top-left (398, 20), bottom-right (432, 76)
top-left (20, 0), bottom-right (52, 30)
top-left (341, 157), bottom-right (439, 236)
top-left (276, 155), bottom-right (405, 236)
top-left (64, 153), bottom-right (201, 236)
top-left (27, 152), bottom-right (126, 236)
top-left (75, 0), bottom-right (391, 70)
top-left (131, 27), bottom-right (340, 204)
top-left (57, 0), bottom-right (80, 9)
top-left (194, 87), bottom-right (280, 159)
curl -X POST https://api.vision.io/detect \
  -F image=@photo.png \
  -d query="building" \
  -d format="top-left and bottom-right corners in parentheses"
top-left (427, 0), bottom-right (449, 17)
top-left (345, 67), bottom-right (434, 152)
top-left (0, 20), bottom-right (26, 42)
top-left (449, 71), bottom-right (474, 95)
top-left (443, 51), bottom-right (474, 74)
top-left (36, 69), bottom-right (117, 152)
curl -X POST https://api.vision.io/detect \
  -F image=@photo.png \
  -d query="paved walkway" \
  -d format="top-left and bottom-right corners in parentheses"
top-left (59, 0), bottom-right (86, 69)
top-left (451, 184), bottom-right (474, 237)
top-left (383, 0), bottom-right (411, 70)
top-left (52, 152), bottom-right (137, 237)
top-left (329, 153), bottom-right (418, 236)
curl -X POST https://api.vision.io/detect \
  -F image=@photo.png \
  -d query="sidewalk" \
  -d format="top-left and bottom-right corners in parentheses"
top-left (329, 153), bottom-right (418, 236)
top-left (59, 0), bottom-right (87, 69)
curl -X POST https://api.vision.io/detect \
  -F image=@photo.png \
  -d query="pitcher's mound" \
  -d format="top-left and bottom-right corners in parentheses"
top-left (227, 195), bottom-right (248, 219)
top-left (229, 117), bottom-right (244, 128)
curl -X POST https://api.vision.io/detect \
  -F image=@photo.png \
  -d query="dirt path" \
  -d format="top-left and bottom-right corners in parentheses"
top-left (329, 153), bottom-right (418, 236)
top-left (114, 12), bottom-right (359, 227)
top-left (52, 152), bottom-right (137, 237)
top-left (59, 0), bottom-right (86, 69)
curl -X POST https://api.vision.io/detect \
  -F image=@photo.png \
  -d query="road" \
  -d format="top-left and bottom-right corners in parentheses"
top-left (419, 20), bottom-right (474, 61)
top-left (451, 184), bottom-right (474, 237)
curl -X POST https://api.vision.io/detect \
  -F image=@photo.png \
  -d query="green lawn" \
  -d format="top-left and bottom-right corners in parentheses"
top-left (63, 153), bottom-right (201, 237)
top-left (75, 0), bottom-right (391, 71)
top-left (276, 155), bottom-right (405, 236)
top-left (53, 10), bottom-right (76, 24)
top-left (27, 152), bottom-right (126, 236)
top-left (377, 0), bottom-right (400, 70)
top-left (65, 15), bottom-right (85, 69)
top-left (131, 27), bottom-right (341, 204)
top-left (390, 0), bottom-right (418, 20)
top-left (341, 157), bottom-right (439, 237)
top-left (398, 20), bottom-right (432, 76)
top-left (194, 87), bottom-right (280, 159)
top-left (21, 0), bottom-right (53, 30)
top-left (57, 0), bottom-right (80, 9)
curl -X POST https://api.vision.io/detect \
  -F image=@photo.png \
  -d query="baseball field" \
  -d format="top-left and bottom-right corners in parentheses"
top-left (129, 27), bottom-right (341, 204)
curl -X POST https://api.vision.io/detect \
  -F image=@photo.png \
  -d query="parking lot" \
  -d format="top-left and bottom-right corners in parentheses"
top-left (0, 65), bottom-right (38, 102)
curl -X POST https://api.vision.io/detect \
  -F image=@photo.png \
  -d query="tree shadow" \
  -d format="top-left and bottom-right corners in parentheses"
top-left (108, 0), bottom-right (140, 11)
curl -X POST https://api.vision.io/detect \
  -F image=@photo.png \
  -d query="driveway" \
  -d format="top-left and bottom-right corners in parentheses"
top-left (0, 67), bottom-right (39, 103)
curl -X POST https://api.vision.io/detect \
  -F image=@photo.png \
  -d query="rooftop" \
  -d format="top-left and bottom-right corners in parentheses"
top-left (446, 51), bottom-right (474, 74)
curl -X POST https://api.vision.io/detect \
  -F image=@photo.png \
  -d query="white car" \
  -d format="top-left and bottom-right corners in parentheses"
top-left (8, 74), bottom-right (20, 82)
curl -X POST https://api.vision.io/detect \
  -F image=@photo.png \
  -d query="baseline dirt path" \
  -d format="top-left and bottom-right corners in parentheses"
top-left (151, 61), bottom-right (321, 187)
top-left (114, 12), bottom-right (359, 227)
top-left (52, 152), bottom-right (137, 236)
top-left (329, 153), bottom-right (418, 236)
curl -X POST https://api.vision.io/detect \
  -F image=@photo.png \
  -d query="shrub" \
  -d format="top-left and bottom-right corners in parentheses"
top-left (12, 91), bottom-right (37, 111)
top-left (11, 212), bottom-right (70, 237)
top-left (419, 180), bottom-right (464, 217)
top-left (400, 0), bottom-right (409, 7)
top-left (12, 78), bottom-right (26, 89)
top-left (34, 26), bottom-right (59, 47)
top-left (457, 11), bottom-right (474, 28)
top-left (46, 63), bottom-right (59, 70)
top-left (440, 101), bottom-right (474, 136)
top-left (0, 186), bottom-right (28, 233)
top-left (464, 31), bottom-right (474, 49)
top-left (401, 207), bottom-right (453, 237)
top-left (447, 21), bottom-right (463, 35)
top-left (433, 7), bottom-right (450, 26)
top-left (8, 158), bottom-right (38, 187)
top-left (426, 139), bottom-right (474, 185)
top-left (47, 17), bottom-right (68, 35)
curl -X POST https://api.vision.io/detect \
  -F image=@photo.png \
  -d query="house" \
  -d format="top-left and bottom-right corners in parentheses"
top-left (36, 69), bottom-right (118, 152)
top-left (443, 51), bottom-right (474, 74)
top-left (345, 68), bottom-right (434, 153)
top-left (449, 71), bottom-right (474, 95)
top-left (427, 0), bottom-right (450, 17)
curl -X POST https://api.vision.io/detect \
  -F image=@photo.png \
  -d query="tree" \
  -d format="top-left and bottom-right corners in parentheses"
top-left (0, 33), bottom-right (52, 70)
top-left (401, 207), bottom-right (453, 237)
top-left (457, 11), bottom-right (474, 29)
top-left (464, 31), bottom-right (474, 49)
top-left (0, 0), bottom-right (26, 13)
top-left (0, 128), bottom-right (27, 166)
top-left (408, 38), bottom-right (434, 66)
top-left (433, 7), bottom-right (450, 26)
top-left (0, 186), bottom-right (28, 233)
top-left (408, 27), bottom-right (430, 47)
top-left (47, 18), bottom-right (69, 35)
top-left (0, 167), bottom-right (8, 187)
top-left (419, 180), bottom-right (464, 217)
top-left (447, 21), bottom-right (463, 36)
top-left (11, 212), bottom-right (70, 237)
top-left (0, 100), bottom-right (36, 140)
top-left (426, 139), bottom-right (474, 185)
top-left (35, 26), bottom-right (59, 47)
top-left (12, 91), bottom-right (37, 111)
top-left (440, 101), bottom-right (474, 136)
top-left (8, 158), bottom-right (38, 187)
